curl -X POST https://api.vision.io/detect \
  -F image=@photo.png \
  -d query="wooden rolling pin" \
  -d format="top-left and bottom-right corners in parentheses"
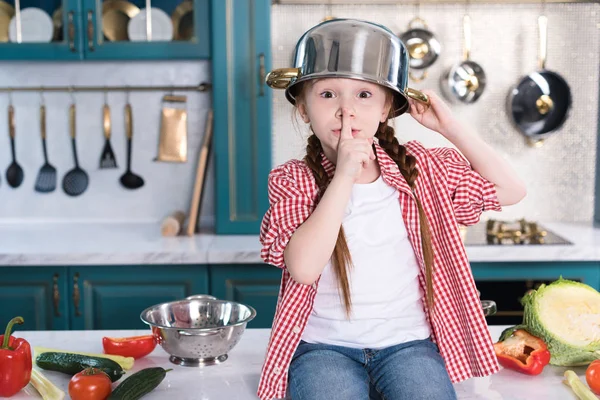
top-left (161, 211), bottom-right (186, 237)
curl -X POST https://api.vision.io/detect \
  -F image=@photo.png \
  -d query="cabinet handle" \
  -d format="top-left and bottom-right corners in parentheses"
top-left (67, 11), bottom-right (75, 52)
top-left (53, 273), bottom-right (61, 317)
top-left (73, 273), bottom-right (82, 317)
top-left (87, 10), bottom-right (95, 52)
top-left (258, 53), bottom-right (266, 97)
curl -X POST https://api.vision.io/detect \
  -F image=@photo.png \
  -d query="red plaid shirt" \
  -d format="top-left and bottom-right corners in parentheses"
top-left (258, 140), bottom-right (502, 400)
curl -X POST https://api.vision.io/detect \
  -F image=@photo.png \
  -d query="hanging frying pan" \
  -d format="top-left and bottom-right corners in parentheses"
top-left (443, 13), bottom-right (486, 103)
top-left (508, 15), bottom-right (571, 147)
top-left (399, 16), bottom-right (441, 83)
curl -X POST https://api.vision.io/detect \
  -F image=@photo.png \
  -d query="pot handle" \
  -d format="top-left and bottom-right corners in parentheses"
top-left (481, 300), bottom-right (497, 317)
top-left (265, 68), bottom-right (301, 89)
top-left (186, 294), bottom-right (217, 301)
top-left (178, 329), bottom-right (221, 337)
top-left (408, 16), bottom-right (428, 30)
top-left (538, 15), bottom-right (547, 70)
top-left (463, 14), bottom-right (471, 61)
top-left (405, 88), bottom-right (431, 108)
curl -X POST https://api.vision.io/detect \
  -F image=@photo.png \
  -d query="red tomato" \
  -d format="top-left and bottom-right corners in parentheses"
top-left (586, 360), bottom-right (600, 395)
top-left (68, 368), bottom-right (112, 400)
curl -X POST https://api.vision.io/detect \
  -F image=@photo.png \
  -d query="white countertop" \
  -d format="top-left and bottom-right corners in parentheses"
top-left (4, 326), bottom-right (593, 400)
top-left (0, 221), bottom-right (599, 266)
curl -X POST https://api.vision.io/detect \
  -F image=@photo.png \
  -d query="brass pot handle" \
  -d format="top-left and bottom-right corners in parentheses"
top-left (53, 273), bottom-right (61, 317)
top-left (265, 68), bottom-right (301, 89)
top-left (73, 272), bottom-right (81, 317)
top-left (405, 87), bottom-right (430, 108)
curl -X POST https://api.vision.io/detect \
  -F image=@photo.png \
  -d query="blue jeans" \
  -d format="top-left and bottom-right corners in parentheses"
top-left (288, 338), bottom-right (458, 400)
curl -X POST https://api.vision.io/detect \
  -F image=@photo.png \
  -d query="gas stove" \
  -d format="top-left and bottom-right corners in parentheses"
top-left (461, 218), bottom-right (572, 246)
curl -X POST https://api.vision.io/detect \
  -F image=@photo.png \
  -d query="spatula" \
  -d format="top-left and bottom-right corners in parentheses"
top-left (99, 102), bottom-right (117, 169)
top-left (34, 104), bottom-right (57, 193)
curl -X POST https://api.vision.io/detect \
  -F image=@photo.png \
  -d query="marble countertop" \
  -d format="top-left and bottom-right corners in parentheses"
top-left (0, 221), bottom-right (599, 266)
top-left (6, 326), bottom-right (594, 400)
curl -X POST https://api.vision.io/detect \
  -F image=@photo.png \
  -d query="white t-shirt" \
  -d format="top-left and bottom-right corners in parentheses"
top-left (302, 175), bottom-right (431, 349)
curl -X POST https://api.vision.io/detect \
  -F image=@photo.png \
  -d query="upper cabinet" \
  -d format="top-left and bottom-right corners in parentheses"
top-left (211, 0), bottom-right (272, 234)
top-left (0, 0), bottom-right (210, 60)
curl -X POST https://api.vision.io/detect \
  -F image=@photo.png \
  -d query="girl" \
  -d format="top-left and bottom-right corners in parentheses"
top-left (258, 19), bottom-right (526, 400)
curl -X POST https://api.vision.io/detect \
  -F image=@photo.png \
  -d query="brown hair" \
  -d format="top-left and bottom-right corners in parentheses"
top-left (298, 83), bottom-right (435, 316)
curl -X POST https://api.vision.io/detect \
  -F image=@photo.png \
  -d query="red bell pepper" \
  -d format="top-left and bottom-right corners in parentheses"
top-left (493, 329), bottom-right (551, 376)
top-left (0, 316), bottom-right (32, 397)
top-left (102, 335), bottom-right (156, 359)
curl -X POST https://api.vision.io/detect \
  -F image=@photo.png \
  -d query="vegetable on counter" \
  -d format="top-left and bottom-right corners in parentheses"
top-left (493, 329), bottom-right (551, 375)
top-left (36, 352), bottom-right (125, 382)
top-left (586, 360), bottom-right (600, 395)
top-left (563, 370), bottom-right (599, 400)
top-left (29, 369), bottom-right (65, 400)
top-left (34, 346), bottom-right (134, 370)
top-left (108, 367), bottom-right (172, 400)
top-left (517, 278), bottom-right (600, 366)
top-left (69, 368), bottom-right (112, 400)
top-left (0, 316), bottom-right (33, 397)
top-left (102, 335), bottom-right (157, 359)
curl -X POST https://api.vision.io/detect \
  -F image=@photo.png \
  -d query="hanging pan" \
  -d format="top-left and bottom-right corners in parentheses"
top-left (443, 13), bottom-right (486, 103)
top-left (508, 14), bottom-right (571, 147)
top-left (399, 16), bottom-right (441, 83)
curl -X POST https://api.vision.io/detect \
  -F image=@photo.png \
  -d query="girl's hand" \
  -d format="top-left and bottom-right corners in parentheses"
top-left (408, 90), bottom-right (456, 137)
top-left (335, 109), bottom-right (375, 182)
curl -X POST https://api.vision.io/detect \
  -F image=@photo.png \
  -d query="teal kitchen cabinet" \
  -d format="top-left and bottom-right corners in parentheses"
top-left (0, 0), bottom-right (83, 60)
top-left (0, 0), bottom-right (209, 60)
top-left (68, 265), bottom-right (209, 330)
top-left (210, 264), bottom-right (280, 328)
top-left (212, 0), bottom-right (272, 234)
top-left (81, 0), bottom-right (210, 60)
top-left (0, 267), bottom-right (70, 330)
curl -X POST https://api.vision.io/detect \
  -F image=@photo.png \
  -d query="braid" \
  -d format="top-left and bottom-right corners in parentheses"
top-left (376, 123), bottom-right (436, 310)
top-left (304, 134), bottom-right (353, 317)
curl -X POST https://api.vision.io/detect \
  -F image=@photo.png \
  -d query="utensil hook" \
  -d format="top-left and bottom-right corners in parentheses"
top-left (125, 86), bottom-right (130, 104)
top-left (40, 87), bottom-right (45, 106)
top-left (7, 88), bottom-right (12, 106)
top-left (103, 87), bottom-right (108, 105)
top-left (462, 1), bottom-right (472, 61)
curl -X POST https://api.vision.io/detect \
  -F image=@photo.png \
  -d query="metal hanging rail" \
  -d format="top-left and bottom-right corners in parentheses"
top-left (0, 83), bottom-right (212, 94)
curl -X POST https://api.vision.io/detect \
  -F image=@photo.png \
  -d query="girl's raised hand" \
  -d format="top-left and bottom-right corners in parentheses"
top-left (408, 90), bottom-right (456, 136)
top-left (335, 109), bottom-right (375, 182)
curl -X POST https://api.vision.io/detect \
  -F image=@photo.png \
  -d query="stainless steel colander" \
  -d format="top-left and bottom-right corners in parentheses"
top-left (140, 295), bottom-right (256, 367)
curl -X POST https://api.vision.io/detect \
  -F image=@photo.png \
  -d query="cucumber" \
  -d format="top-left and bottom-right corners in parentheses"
top-left (36, 352), bottom-right (125, 382)
top-left (108, 367), bottom-right (171, 400)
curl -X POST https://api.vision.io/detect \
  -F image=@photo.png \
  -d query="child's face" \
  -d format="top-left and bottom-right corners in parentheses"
top-left (298, 78), bottom-right (391, 158)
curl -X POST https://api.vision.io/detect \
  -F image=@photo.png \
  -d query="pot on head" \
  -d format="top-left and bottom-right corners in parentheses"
top-left (266, 18), bottom-right (430, 117)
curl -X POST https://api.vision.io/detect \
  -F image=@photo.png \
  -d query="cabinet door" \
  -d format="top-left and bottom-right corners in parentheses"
top-left (0, 267), bottom-right (69, 330)
top-left (210, 265), bottom-right (281, 329)
top-left (81, 0), bottom-right (209, 60)
top-left (212, 0), bottom-right (272, 234)
top-left (68, 265), bottom-right (209, 330)
top-left (0, 0), bottom-right (82, 60)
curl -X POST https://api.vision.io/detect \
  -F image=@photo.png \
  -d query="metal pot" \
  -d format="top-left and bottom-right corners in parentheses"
top-left (443, 14), bottom-right (486, 103)
top-left (266, 18), bottom-right (430, 117)
top-left (507, 15), bottom-right (571, 147)
top-left (399, 17), bottom-right (441, 83)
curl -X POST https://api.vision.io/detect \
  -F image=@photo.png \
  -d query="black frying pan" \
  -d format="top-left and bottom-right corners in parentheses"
top-left (508, 15), bottom-right (571, 147)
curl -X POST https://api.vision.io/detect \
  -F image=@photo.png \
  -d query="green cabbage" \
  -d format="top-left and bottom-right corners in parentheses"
top-left (519, 278), bottom-right (600, 366)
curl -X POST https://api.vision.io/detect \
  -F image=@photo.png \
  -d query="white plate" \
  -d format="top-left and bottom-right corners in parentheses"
top-left (9, 7), bottom-right (53, 43)
top-left (127, 7), bottom-right (173, 42)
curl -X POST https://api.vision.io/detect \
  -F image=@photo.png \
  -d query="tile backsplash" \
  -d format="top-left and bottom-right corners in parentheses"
top-left (0, 61), bottom-right (214, 225)
top-left (271, 2), bottom-right (600, 222)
